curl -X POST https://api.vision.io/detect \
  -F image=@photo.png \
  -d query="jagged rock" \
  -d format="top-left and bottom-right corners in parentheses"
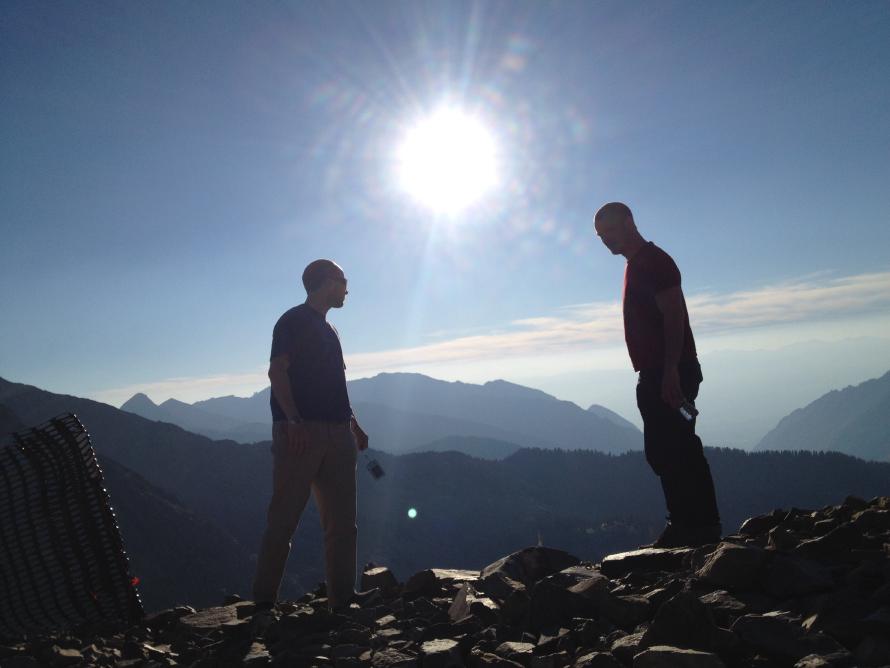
top-left (528, 578), bottom-right (591, 631)
top-left (420, 638), bottom-right (462, 667)
top-left (449, 583), bottom-right (499, 623)
top-left (610, 630), bottom-right (647, 663)
top-left (801, 596), bottom-right (881, 647)
top-left (642, 591), bottom-right (719, 652)
top-left (697, 590), bottom-right (748, 627)
top-left (739, 509), bottom-right (785, 537)
top-left (494, 641), bottom-right (535, 662)
top-left (372, 646), bottom-right (418, 667)
top-left (795, 525), bottom-right (861, 560)
top-left (599, 594), bottom-right (651, 630)
top-left (768, 526), bottom-right (800, 551)
top-left (695, 542), bottom-right (769, 590)
top-left (632, 645), bottom-right (726, 668)
top-left (179, 604), bottom-right (239, 629)
top-left (433, 569), bottom-right (482, 586)
top-left (600, 548), bottom-right (693, 578)
top-left (536, 627), bottom-right (570, 653)
top-left (478, 571), bottom-right (528, 602)
top-left (642, 578), bottom-right (685, 609)
top-left (405, 570), bottom-right (442, 600)
top-left (41, 645), bottom-right (83, 666)
top-left (731, 611), bottom-right (848, 661)
top-left (573, 652), bottom-right (623, 668)
top-left (793, 652), bottom-right (854, 668)
top-left (529, 650), bottom-right (571, 668)
top-left (243, 641), bottom-right (271, 666)
top-left (470, 649), bottom-right (524, 667)
top-left (364, 566), bottom-right (401, 592)
top-left (481, 548), bottom-right (581, 590)
top-left (762, 555), bottom-right (834, 599)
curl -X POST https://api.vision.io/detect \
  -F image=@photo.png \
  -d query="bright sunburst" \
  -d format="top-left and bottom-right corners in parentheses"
top-left (396, 107), bottom-right (498, 216)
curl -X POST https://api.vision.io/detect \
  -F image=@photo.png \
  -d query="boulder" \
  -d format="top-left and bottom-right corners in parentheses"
top-left (695, 543), bottom-right (769, 590)
top-left (600, 548), bottom-right (693, 578)
top-left (363, 566), bottom-right (400, 592)
top-left (643, 592), bottom-right (719, 652)
top-left (610, 631), bottom-right (647, 664)
top-left (633, 645), bottom-right (726, 668)
top-left (761, 555), bottom-right (834, 599)
top-left (573, 652), bottom-right (623, 668)
top-left (731, 612), bottom-right (848, 661)
top-left (372, 647), bottom-right (419, 667)
top-left (599, 594), bottom-right (651, 630)
top-left (697, 590), bottom-right (748, 627)
top-left (481, 548), bottom-right (581, 589)
top-left (738, 509), bottom-right (785, 537)
top-left (420, 639), bottom-right (463, 668)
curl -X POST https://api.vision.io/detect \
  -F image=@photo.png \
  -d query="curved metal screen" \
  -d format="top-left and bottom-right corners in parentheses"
top-left (0, 414), bottom-right (143, 638)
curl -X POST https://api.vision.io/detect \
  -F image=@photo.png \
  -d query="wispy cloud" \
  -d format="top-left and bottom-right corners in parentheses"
top-left (348, 270), bottom-right (890, 373)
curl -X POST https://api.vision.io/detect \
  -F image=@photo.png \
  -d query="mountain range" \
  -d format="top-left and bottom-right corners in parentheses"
top-left (5, 373), bottom-right (890, 614)
top-left (756, 369), bottom-right (890, 461)
top-left (121, 372), bottom-right (644, 456)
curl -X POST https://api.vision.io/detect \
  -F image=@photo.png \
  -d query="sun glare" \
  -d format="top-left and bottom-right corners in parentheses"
top-left (396, 107), bottom-right (498, 216)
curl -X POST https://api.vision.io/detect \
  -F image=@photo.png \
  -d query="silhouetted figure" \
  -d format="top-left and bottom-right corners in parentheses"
top-left (593, 203), bottom-right (721, 547)
top-left (253, 259), bottom-right (370, 609)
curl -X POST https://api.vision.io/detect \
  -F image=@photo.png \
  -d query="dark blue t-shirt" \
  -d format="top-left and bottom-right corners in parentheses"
top-left (269, 304), bottom-right (352, 422)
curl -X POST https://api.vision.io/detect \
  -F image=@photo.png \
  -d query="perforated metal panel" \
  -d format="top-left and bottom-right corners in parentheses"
top-left (0, 414), bottom-right (143, 638)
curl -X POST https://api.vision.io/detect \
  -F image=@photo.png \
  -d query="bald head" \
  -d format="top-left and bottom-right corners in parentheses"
top-left (594, 202), bottom-right (633, 228)
top-left (302, 259), bottom-right (344, 294)
top-left (593, 202), bottom-right (643, 257)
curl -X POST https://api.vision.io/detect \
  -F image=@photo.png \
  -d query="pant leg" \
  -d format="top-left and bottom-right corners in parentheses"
top-left (311, 423), bottom-right (358, 607)
top-left (637, 362), bottom-right (720, 526)
top-left (252, 422), bottom-right (326, 603)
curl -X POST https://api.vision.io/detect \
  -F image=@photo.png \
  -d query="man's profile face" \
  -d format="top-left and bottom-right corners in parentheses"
top-left (594, 217), bottom-right (627, 255)
top-left (325, 268), bottom-right (348, 308)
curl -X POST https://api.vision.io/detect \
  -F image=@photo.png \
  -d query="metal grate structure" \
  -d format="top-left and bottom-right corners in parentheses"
top-left (0, 414), bottom-right (143, 638)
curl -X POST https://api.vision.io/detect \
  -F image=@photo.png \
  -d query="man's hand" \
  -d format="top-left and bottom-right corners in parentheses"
top-left (350, 417), bottom-right (369, 451)
top-left (661, 365), bottom-right (686, 410)
top-left (287, 421), bottom-right (310, 456)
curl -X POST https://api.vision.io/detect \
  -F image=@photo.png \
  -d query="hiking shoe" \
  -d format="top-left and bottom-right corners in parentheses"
top-left (249, 603), bottom-right (277, 638)
top-left (647, 522), bottom-right (722, 548)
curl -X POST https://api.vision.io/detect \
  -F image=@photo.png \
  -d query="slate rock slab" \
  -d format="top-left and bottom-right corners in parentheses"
top-left (633, 645), bottom-right (727, 668)
top-left (600, 548), bottom-right (693, 578)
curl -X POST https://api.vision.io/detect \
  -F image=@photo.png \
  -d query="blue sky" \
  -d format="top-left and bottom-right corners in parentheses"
top-left (2, 2), bottom-right (889, 447)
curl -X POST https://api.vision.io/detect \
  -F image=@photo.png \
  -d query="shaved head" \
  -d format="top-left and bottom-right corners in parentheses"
top-left (302, 259), bottom-right (344, 294)
top-left (594, 202), bottom-right (633, 228)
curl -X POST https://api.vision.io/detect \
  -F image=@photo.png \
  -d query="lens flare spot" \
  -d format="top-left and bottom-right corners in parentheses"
top-left (407, 507), bottom-right (418, 519)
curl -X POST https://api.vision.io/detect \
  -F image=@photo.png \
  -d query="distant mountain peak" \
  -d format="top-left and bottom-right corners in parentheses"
top-left (121, 392), bottom-right (157, 410)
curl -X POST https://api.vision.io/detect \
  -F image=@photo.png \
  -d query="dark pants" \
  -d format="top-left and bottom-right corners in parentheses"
top-left (636, 360), bottom-right (720, 527)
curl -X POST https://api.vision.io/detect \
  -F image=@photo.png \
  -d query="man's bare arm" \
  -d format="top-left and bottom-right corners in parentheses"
top-left (269, 355), bottom-right (309, 454)
top-left (655, 285), bottom-right (687, 408)
top-left (268, 355), bottom-right (301, 421)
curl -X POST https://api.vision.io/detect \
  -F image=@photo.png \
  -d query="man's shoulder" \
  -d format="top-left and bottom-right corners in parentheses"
top-left (638, 242), bottom-right (679, 270)
top-left (275, 304), bottom-right (313, 329)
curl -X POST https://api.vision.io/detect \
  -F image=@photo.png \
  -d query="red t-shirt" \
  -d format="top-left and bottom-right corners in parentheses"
top-left (623, 242), bottom-right (697, 372)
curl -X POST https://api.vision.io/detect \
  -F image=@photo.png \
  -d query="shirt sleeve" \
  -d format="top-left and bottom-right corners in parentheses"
top-left (270, 314), bottom-right (298, 361)
top-left (652, 250), bottom-right (682, 293)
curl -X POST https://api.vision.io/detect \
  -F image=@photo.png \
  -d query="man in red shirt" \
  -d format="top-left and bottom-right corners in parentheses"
top-left (594, 202), bottom-right (721, 547)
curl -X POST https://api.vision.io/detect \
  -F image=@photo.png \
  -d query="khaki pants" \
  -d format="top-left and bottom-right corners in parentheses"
top-left (252, 420), bottom-right (358, 607)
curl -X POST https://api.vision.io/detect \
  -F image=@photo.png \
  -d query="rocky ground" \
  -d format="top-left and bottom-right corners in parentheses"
top-left (2, 495), bottom-right (889, 668)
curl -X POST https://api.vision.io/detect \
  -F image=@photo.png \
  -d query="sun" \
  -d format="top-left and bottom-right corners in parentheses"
top-left (395, 107), bottom-right (498, 216)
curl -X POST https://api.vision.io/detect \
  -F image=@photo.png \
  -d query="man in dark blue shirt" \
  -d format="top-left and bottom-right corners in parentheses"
top-left (253, 259), bottom-right (369, 610)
